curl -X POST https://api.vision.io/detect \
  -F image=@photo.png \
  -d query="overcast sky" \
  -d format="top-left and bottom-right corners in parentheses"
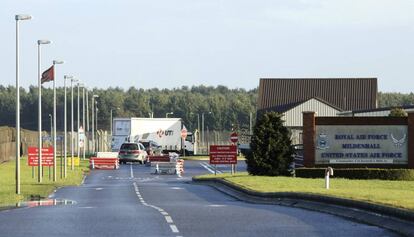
top-left (1, 0), bottom-right (414, 92)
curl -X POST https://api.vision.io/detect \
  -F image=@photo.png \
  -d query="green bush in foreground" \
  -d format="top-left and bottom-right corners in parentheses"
top-left (296, 168), bottom-right (414, 180)
top-left (246, 112), bottom-right (294, 176)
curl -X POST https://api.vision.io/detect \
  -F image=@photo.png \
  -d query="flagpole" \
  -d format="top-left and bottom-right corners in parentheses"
top-left (37, 40), bottom-right (51, 183)
top-left (52, 60), bottom-right (64, 181)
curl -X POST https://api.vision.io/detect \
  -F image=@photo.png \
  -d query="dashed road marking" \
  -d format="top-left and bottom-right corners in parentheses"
top-left (170, 225), bottom-right (179, 233)
top-left (170, 187), bottom-right (183, 190)
top-left (165, 216), bottom-right (173, 223)
top-left (130, 164), bottom-right (134, 178)
top-left (131, 166), bottom-right (181, 235)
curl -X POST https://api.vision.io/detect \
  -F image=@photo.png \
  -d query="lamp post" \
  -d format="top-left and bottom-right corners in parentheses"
top-left (91, 94), bottom-right (99, 153)
top-left (15, 14), bottom-right (31, 194)
top-left (77, 82), bottom-right (81, 160)
top-left (37, 39), bottom-right (51, 183)
top-left (110, 107), bottom-right (120, 137)
top-left (201, 112), bottom-right (212, 147)
top-left (166, 112), bottom-right (173, 118)
top-left (96, 106), bottom-right (99, 152)
top-left (82, 85), bottom-right (86, 160)
top-left (63, 75), bottom-right (73, 177)
top-left (52, 60), bottom-right (64, 181)
top-left (86, 89), bottom-right (89, 132)
top-left (70, 77), bottom-right (78, 170)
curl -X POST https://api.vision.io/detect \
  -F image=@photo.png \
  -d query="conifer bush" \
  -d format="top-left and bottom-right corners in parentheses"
top-left (246, 112), bottom-right (294, 176)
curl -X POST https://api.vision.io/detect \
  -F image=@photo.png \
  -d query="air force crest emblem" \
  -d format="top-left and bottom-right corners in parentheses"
top-left (317, 133), bottom-right (329, 150)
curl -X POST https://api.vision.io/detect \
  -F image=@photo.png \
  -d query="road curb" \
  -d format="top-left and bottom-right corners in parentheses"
top-left (193, 177), bottom-right (414, 237)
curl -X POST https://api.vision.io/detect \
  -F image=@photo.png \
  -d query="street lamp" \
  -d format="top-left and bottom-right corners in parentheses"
top-left (52, 60), bottom-right (64, 181)
top-left (77, 82), bottom-right (82, 160)
top-left (86, 89), bottom-right (89, 132)
top-left (82, 85), bottom-right (86, 160)
top-left (96, 106), bottom-right (99, 152)
top-left (166, 112), bottom-right (174, 118)
top-left (70, 77), bottom-right (78, 170)
top-left (91, 94), bottom-right (99, 153)
top-left (15, 14), bottom-right (31, 194)
top-left (63, 75), bottom-right (73, 177)
top-left (201, 112), bottom-right (212, 146)
top-left (110, 107), bottom-right (120, 137)
top-left (37, 39), bottom-right (51, 183)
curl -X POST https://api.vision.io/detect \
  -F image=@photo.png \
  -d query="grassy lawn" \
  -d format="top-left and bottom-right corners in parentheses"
top-left (0, 157), bottom-right (89, 206)
top-left (196, 173), bottom-right (414, 211)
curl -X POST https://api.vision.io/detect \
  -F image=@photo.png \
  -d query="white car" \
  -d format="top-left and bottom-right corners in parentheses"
top-left (118, 142), bottom-right (148, 164)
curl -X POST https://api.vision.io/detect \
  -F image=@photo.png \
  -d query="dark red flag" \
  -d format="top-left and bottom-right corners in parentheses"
top-left (41, 65), bottom-right (54, 84)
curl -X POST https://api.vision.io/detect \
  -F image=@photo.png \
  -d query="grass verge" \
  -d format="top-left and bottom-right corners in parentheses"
top-left (195, 172), bottom-right (414, 211)
top-left (0, 157), bottom-right (89, 206)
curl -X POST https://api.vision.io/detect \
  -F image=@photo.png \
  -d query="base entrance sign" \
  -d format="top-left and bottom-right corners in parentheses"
top-left (209, 145), bottom-right (237, 165)
top-left (28, 147), bottom-right (54, 166)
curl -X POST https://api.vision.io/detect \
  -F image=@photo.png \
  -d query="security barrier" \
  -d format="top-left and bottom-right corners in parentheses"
top-left (90, 157), bottom-right (119, 170)
top-left (149, 154), bottom-right (184, 176)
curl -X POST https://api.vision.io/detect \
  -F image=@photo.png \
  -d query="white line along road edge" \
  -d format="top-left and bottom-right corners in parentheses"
top-left (200, 162), bottom-right (222, 174)
top-left (130, 164), bottom-right (182, 236)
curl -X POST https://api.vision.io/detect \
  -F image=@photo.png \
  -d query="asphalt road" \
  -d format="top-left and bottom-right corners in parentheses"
top-left (0, 160), bottom-right (399, 237)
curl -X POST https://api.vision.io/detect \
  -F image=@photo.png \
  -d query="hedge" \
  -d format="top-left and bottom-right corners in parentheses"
top-left (295, 168), bottom-right (414, 180)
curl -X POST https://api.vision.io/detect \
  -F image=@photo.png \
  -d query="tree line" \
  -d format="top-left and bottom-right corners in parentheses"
top-left (0, 85), bottom-right (257, 132)
top-left (0, 86), bottom-right (412, 132)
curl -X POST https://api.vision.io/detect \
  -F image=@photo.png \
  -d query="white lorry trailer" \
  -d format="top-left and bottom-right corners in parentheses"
top-left (111, 117), bottom-right (195, 155)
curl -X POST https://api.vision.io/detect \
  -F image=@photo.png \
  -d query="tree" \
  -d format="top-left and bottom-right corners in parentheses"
top-left (245, 112), bottom-right (294, 176)
top-left (389, 107), bottom-right (407, 117)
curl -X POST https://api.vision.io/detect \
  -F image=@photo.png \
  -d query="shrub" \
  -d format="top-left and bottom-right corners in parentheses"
top-left (295, 168), bottom-right (414, 180)
top-left (389, 107), bottom-right (407, 117)
top-left (245, 112), bottom-right (294, 176)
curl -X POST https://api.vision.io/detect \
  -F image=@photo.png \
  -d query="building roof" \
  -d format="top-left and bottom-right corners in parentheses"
top-left (268, 97), bottom-right (342, 113)
top-left (351, 104), bottom-right (414, 114)
top-left (257, 78), bottom-right (377, 112)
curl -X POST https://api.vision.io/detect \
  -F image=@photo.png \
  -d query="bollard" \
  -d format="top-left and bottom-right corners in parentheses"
top-left (325, 167), bottom-right (334, 189)
top-left (176, 159), bottom-right (183, 177)
top-left (91, 159), bottom-right (95, 170)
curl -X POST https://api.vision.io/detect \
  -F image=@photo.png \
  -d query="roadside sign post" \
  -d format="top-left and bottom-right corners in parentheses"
top-left (209, 145), bottom-right (238, 176)
top-left (79, 126), bottom-right (85, 160)
top-left (181, 128), bottom-right (188, 158)
top-left (230, 132), bottom-right (238, 174)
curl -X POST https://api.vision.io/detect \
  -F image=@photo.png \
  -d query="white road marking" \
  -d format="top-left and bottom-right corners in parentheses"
top-left (200, 162), bottom-right (215, 173)
top-left (208, 204), bottom-right (226, 207)
top-left (130, 164), bottom-right (134, 178)
top-left (95, 188), bottom-right (103, 191)
top-left (165, 216), bottom-right (173, 223)
top-left (133, 182), bottom-right (181, 235)
top-left (200, 162), bottom-right (222, 174)
top-left (170, 225), bottom-right (179, 233)
top-left (170, 187), bottom-right (183, 190)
